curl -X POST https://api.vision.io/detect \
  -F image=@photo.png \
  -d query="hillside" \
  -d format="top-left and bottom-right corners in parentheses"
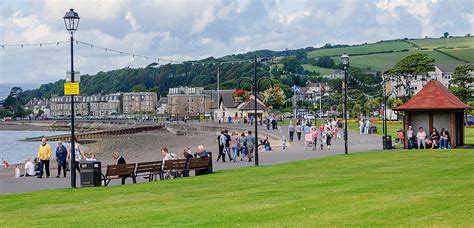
top-left (18, 36), bottom-right (473, 101)
top-left (305, 36), bottom-right (473, 73)
top-left (1, 150), bottom-right (473, 226)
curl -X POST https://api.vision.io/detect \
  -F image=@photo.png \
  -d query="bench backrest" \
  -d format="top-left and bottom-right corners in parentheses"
top-left (188, 157), bottom-right (210, 170)
top-left (163, 159), bottom-right (187, 171)
top-left (106, 163), bottom-right (136, 177)
top-left (136, 161), bottom-right (162, 174)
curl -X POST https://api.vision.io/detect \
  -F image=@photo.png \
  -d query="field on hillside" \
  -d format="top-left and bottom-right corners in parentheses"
top-left (409, 37), bottom-right (473, 49)
top-left (1, 150), bottom-right (473, 226)
top-left (302, 64), bottom-right (334, 75)
top-left (306, 37), bottom-right (473, 73)
top-left (308, 40), bottom-right (414, 58)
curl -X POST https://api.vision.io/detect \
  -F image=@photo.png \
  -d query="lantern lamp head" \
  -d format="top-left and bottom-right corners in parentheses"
top-left (63, 9), bottom-right (80, 34)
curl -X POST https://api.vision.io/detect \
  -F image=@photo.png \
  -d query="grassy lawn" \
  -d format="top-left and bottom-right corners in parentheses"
top-left (302, 64), bottom-right (333, 75)
top-left (442, 47), bottom-right (474, 62)
top-left (1, 150), bottom-right (473, 226)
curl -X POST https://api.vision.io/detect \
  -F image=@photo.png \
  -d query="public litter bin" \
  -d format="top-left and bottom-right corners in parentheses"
top-left (382, 136), bottom-right (392, 149)
top-left (80, 161), bottom-right (102, 187)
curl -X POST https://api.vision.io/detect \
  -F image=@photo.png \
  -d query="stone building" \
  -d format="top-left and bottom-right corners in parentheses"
top-left (122, 92), bottom-right (158, 114)
top-left (167, 87), bottom-right (212, 117)
top-left (88, 94), bottom-right (122, 117)
top-left (50, 96), bottom-right (89, 116)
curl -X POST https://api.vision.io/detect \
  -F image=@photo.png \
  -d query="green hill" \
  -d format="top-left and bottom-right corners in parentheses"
top-left (1, 149), bottom-right (472, 226)
top-left (306, 36), bottom-right (474, 73)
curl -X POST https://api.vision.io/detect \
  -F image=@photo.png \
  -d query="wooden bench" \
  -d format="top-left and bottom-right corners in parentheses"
top-left (162, 159), bottom-right (187, 179)
top-left (101, 163), bottom-right (136, 186)
top-left (135, 161), bottom-right (162, 181)
top-left (188, 157), bottom-right (211, 175)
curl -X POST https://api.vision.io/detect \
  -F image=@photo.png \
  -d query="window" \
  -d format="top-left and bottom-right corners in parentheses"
top-left (200, 98), bottom-right (204, 103)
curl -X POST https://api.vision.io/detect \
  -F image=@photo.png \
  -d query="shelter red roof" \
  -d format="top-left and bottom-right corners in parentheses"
top-left (393, 80), bottom-right (471, 111)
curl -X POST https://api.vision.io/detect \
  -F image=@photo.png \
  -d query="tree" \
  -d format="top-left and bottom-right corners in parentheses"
top-left (443, 32), bottom-right (449, 38)
top-left (131, 84), bottom-right (147, 92)
top-left (384, 53), bottom-right (435, 100)
top-left (315, 56), bottom-right (335, 68)
top-left (281, 57), bottom-right (303, 74)
top-left (3, 87), bottom-right (23, 111)
top-left (262, 85), bottom-right (286, 109)
top-left (449, 64), bottom-right (474, 103)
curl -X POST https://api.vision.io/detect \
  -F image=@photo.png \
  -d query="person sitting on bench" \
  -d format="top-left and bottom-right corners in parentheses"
top-left (112, 151), bottom-right (127, 184)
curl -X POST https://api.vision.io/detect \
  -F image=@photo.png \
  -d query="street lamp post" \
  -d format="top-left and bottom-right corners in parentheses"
top-left (64, 9), bottom-right (80, 188)
top-left (237, 55), bottom-right (273, 167)
top-left (341, 53), bottom-right (349, 155)
top-left (383, 75), bottom-right (388, 149)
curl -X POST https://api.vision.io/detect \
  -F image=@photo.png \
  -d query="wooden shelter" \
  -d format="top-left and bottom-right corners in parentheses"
top-left (393, 80), bottom-right (471, 148)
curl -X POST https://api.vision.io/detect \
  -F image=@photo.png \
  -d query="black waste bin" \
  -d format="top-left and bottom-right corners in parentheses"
top-left (80, 161), bottom-right (102, 187)
top-left (382, 136), bottom-right (392, 149)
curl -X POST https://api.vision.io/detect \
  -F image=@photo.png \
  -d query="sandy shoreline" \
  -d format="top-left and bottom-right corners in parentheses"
top-left (1, 128), bottom-right (219, 179)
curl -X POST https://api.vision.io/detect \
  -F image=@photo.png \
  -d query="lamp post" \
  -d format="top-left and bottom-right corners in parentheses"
top-left (237, 55), bottom-right (273, 166)
top-left (64, 9), bottom-right (80, 188)
top-left (341, 53), bottom-right (349, 155)
top-left (383, 75), bottom-right (388, 149)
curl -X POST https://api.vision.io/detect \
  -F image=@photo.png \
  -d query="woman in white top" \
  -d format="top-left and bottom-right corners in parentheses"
top-left (68, 137), bottom-right (86, 173)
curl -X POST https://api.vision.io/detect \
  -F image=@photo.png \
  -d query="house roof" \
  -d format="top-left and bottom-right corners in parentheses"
top-left (393, 80), bottom-right (471, 111)
top-left (435, 64), bottom-right (465, 73)
top-left (220, 92), bottom-right (240, 108)
top-left (238, 99), bottom-right (268, 111)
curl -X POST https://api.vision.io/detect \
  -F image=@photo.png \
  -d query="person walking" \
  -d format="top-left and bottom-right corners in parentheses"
top-left (295, 123), bottom-right (302, 141)
top-left (55, 141), bottom-right (68, 178)
top-left (68, 137), bottom-right (86, 173)
top-left (217, 131), bottom-right (227, 162)
top-left (288, 121), bottom-right (295, 142)
top-left (224, 130), bottom-right (232, 161)
top-left (359, 119), bottom-right (364, 134)
top-left (230, 132), bottom-right (240, 162)
top-left (239, 132), bottom-right (247, 161)
top-left (325, 127), bottom-right (333, 150)
top-left (37, 138), bottom-right (52, 178)
top-left (246, 131), bottom-right (255, 162)
top-left (364, 119), bottom-right (371, 134)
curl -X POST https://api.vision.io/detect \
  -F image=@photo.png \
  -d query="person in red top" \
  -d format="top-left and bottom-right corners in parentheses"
top-left (310, 127), bottom-right (318, 150)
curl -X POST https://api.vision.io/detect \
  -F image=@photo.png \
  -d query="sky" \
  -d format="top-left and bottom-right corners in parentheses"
top-left (0, 0), bottom-right (473, 85)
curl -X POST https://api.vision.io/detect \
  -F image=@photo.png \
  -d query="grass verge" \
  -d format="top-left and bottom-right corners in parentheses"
top-left (1, 149), bottom-right (473, 226)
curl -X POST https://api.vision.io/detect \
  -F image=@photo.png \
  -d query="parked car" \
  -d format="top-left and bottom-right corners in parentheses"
top-left (304, 114), bottom-right (316, 120)
top-left (467, 116), bottom-right (474, 126)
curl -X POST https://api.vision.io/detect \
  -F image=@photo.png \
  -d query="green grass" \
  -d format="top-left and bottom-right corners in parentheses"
top-left (466, 127), bottom-right (474, 145)
top-left (345, 50), bottom-right (465, 70)
top-left (308, 40), bottom-right (414, 59)
top-left (442, 47), bottom-right (474, 62)
top-left (306, 37), bottom-right (473, 71)
top-left (302, 64), bottom-right (334, 75)
top-left (409, 37), bottom-right (474, 49)
top-left (1, 150), bottom-right (473, 226)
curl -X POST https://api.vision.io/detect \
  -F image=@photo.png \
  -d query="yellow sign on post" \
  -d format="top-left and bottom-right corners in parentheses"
top-left (64, 82), bottom-right (80, 95)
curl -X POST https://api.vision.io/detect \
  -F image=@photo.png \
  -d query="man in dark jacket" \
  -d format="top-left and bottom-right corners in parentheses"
top-left (55, 141), bottom-right (68, 178)
top-left (224, 129), bottom-right (232, 161)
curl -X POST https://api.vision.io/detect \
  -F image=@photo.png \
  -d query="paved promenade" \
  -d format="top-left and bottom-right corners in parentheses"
top-left (0, 122), bottom-right (382, 194)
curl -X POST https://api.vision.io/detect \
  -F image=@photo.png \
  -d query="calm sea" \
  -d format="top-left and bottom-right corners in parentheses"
top-left (0, 130), bottom-right (69, 164)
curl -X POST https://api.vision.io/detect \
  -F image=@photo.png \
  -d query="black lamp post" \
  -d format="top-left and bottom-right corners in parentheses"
top-left (64, 9), bottom-right (80, 188)
top-left (237, 55), bottom-right (273, 167)
top-left (383, 75), bottom-right (388, 149)
top-left (341, 53), bottom-right (349, 155)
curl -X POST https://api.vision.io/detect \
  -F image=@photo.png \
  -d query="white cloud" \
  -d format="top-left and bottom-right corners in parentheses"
top-left (0, 0), bottom-right (472, 84)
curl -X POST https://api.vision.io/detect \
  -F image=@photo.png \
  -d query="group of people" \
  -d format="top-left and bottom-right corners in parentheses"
top-left (14, 137), bottom-right (95, 179)
top-left (406, 126), bottom-right (451, 149)
top-left (358, 119), bottom-right (373, 135)
top-left (287, 118), bottom-right (341, 150)
top-left (216, 130), bottom-right (256, 163)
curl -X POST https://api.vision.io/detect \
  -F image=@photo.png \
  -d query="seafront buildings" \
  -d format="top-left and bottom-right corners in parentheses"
top-left (49, 92), bottom-right (156, 117)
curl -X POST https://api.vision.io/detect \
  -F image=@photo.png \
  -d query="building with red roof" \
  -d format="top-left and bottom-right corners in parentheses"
top-left (393, 80), bottom-right (471, 148)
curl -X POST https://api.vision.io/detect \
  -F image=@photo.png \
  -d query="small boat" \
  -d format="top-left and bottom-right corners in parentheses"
top-left (25, 135), bottom-right (45, 140)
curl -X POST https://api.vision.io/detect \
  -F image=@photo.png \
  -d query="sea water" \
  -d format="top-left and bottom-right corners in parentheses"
top-left (0, 130), bottom-right (69, 164)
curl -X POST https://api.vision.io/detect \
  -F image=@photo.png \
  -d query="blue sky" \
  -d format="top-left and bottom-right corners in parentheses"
top-left (0, 0), bottom-right (473, 84)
